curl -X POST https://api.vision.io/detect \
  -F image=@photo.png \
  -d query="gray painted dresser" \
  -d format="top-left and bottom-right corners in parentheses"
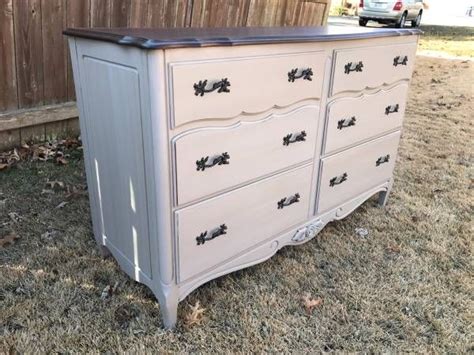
top-left (64, 26), bottom-right (421, 328)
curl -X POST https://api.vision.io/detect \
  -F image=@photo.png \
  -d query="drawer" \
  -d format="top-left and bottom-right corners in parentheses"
top-left (324, 83), bottom-right (408, 154)
top-left (169, 52), bottom-right (325, 127)
top-left (331, 43), bottom-right (417, 96)
top-left (317, 131), bottom-right (401, 213)
top-left (176, 164), bottom-right (313, 282)
top-left (174, 105), bottom-right (318, 205)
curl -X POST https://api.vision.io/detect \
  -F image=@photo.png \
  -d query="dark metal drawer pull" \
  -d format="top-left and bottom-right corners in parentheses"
top-left (376, 154), bottom-right (390, 166)
top-left (283, 131), bottom-right (307, 146)
top-left (385, 104), bottom-right (399, 115)
top-left (288, 68), bottom-right (313, 82)
top-left (393, 55), bottom-right (408, 66)
top-left (193, 78), bottom-right (231, 96)
top-left (277, 193), bottom-right (300, 209)
top-left (344, 61), bottom-right (363, 74)
top-left (337, 116), bottom-right (356, 130)
top-left (330, 173), bottom-right (348, 187)
top-left (196, 224), bottom-right (228, 245)
top-left (196, 152), bottom-right (230, 171)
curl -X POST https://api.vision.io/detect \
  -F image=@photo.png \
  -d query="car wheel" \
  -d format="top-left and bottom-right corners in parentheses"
top-left (411, 12), bottom-right (422, 27)
top-left (359, 18), bottom-right (368, 26)
top-left (395, 12), bottom-right (407, 28)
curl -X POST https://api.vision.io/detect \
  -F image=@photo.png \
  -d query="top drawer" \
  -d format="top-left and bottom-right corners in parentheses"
top-left (330, 42), bottom-right (417, 96)
top-left (169, 52), bottom-right (326, 127)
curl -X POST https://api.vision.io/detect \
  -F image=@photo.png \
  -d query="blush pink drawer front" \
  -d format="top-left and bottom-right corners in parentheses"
top-left (331, 43), bottom-right (417, 96)
top-left (318, 131), bottom-right (401, 213)
top-left (175, 164), bottom-right (313, 282)
top-left (324, 83), bottom-right (408, 154)
top-left (173, 105), bottom-right (319, 205)
top-left (169, 52), bottom-right (325, 127)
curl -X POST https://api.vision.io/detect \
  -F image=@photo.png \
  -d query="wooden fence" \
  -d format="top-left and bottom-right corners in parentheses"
top-left (0, 0), bottom-right (330, 150)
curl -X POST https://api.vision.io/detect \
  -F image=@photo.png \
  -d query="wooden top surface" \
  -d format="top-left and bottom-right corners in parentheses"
top-left (63, 25), bottom-right (421, 49)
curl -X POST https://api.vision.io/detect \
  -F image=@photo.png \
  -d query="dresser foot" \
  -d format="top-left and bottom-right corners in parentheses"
top-left (160, 294), bottom-right (179, 329)
top-left (378, 180), bottom-right (393, 207)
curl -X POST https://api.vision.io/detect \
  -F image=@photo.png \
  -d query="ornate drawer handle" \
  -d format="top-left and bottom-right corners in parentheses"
top-left (385, 104), bottom-right (399, 115)
top-left (376, 154), bottom-right (390, 166)
top-left (393, 55), bottom-right (408, 66)
top-left (196, 224), bottom-right (227, 245)
top-left (288, 68), bottom-right (313, 82)
top-left (330, 173), bottom-right (348, 187)
top-left (344, 61), bottom-right (363, 74)
top-left (337, 116), bottom-right (356, 130)
top-left (196, 152), bottom-right (230, 171)
top-left (193, 78), bottom-right (231, 96)
top-left (283, 131), bottom-right (307, 146)
top-left (277, 193), bottom-right (300, 209)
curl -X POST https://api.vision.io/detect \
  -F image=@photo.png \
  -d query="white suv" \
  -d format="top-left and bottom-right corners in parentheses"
top-left (359, 0), bottom-right (423, 28)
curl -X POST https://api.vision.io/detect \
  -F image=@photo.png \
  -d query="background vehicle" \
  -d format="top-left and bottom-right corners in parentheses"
top-left (358, 0), bottom-right (424, 27)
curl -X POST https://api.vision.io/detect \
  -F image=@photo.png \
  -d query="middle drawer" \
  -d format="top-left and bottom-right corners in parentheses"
top-left (173, 105), bottom-right (319, 205)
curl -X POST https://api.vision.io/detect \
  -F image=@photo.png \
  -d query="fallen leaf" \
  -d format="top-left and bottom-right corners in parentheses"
top-left (0, 232), bottom-right (20, 248)
top-left (55, 201), bottom-right (68, 209)
top-left (302, 294), bottom-right (323, 315)
top-left (387, 243), bottom-right (401, 253)
top-left (0, 163), bottom-right (8, 170)
top-left (355, 227), bottom-right (369, 238)
top-left (46, 180), bottom-right (65, 189)
top-left (101, 281), bottom-right (120, 300)
top-left (184, 301), bottom-right (206, 327)
top-left (56, 156), bottom-right (68, 165)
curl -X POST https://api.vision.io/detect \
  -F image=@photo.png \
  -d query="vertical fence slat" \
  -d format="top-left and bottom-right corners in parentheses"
top-left (246, 0), bottom-right (287, 26)
top-left (13, 0), bottom-right (44, 108)
top-left (66, 0), bottom-right (91, 100)
top-left (129, 0), bottom-right (148, 27)
top-left (191, 0), bottom-right (251, 27)
top-left (0, 0), bottom-right (18, 111)
top-left (110, 0), bottom-right (131, 27)
top-left (42, 0), bottom-right (67, 104)
top-left (91, 0), bottom-right (111, 27)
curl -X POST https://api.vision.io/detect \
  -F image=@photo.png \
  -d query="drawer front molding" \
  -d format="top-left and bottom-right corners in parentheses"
top-left (173, 105), bottom-right (319, 205)
top-left (169, 51), bottom-right (326, 127)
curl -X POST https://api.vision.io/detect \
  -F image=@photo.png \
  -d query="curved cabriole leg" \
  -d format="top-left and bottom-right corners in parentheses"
top-left (159, 291), bottom-right (179, 329)
top-left (378, 179), bottom-right (393, 207)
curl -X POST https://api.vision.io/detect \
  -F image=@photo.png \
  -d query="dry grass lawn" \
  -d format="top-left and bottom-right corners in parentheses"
top-left (1, 54), bottom-right (473, 351)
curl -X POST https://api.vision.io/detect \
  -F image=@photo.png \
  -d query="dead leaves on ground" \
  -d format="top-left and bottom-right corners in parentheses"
top-left (100, 281), bottom-right (120, 300)
top-left (184, 301), bottom-right (206, 327)
top-left (0, 231), bottom-right (21, 248)
top-left (0, 139), bottom-right (81, 170)
top-left (302, 293), bottom-right (323, 315)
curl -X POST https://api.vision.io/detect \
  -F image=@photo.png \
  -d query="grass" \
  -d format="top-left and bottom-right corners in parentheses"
top-left (418, 25), bottom-right (474, 57)
top-left (1, 56), bottom-right (473, 352)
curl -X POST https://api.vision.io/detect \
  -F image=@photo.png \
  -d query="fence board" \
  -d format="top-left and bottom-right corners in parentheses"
top-left (246, 0), bottom-right (287, 26)
top-left (91, 0), bottom-right (111, 27)
top-left (13, 0), bottom-right (44, 108)
top-left (111, 0), bottom-right (131, 26)
top-left (129, 0), bottom-right (148, 26)
top-left (191, 0), bottom-right (251, 27)
top-left (0, 0), bottom-right (18, 111)
top-left (42, 0), bottom-right (68, 104)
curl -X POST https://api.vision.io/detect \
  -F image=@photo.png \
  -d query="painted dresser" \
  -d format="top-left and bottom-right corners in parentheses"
top-left (64, 26), bottom-right (421, 328)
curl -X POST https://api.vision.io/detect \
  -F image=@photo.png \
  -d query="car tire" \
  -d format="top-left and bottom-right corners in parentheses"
top-left (359, 18), bottom-right (368, 26)
top-left (411, 12), bottom-right (422, 27)
top-left (395, 12), bottom-right (407, 28)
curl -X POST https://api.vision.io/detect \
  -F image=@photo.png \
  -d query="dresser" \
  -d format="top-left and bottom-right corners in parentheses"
top-left (64, 26), bottom-right (420, 328)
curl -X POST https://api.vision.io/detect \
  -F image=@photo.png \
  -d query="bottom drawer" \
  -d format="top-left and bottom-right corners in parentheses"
top-left (317, 131), bottom-right (401, 212)
top-left (176, 164), bottom-right (313, 282)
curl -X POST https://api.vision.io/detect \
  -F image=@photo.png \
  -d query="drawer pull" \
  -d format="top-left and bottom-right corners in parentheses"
top-left (196, 224), bottom-right (228, 245)
top-left (330, 173), bottom-right (348, 187)
top-left (344, 61), bottom-right (364, 74)
top-left (337, 116), bottom-right (356, 130)
top-left (376, 154), bottom-right (390, 166)
top-left (393, 55), bottom-right (408, 67)
top-left (283, 131), bottom-right (307, 146)
top-left (196, 152), bottom-right (230, 171)
top-left (277, 193), bottom-right (300, 209)
top-left (193, 78), bottom-right (231, 96)
top-left (288, 68), bottom-right (313, 82)
top-left (385, 104), bottom-right (399, 115)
